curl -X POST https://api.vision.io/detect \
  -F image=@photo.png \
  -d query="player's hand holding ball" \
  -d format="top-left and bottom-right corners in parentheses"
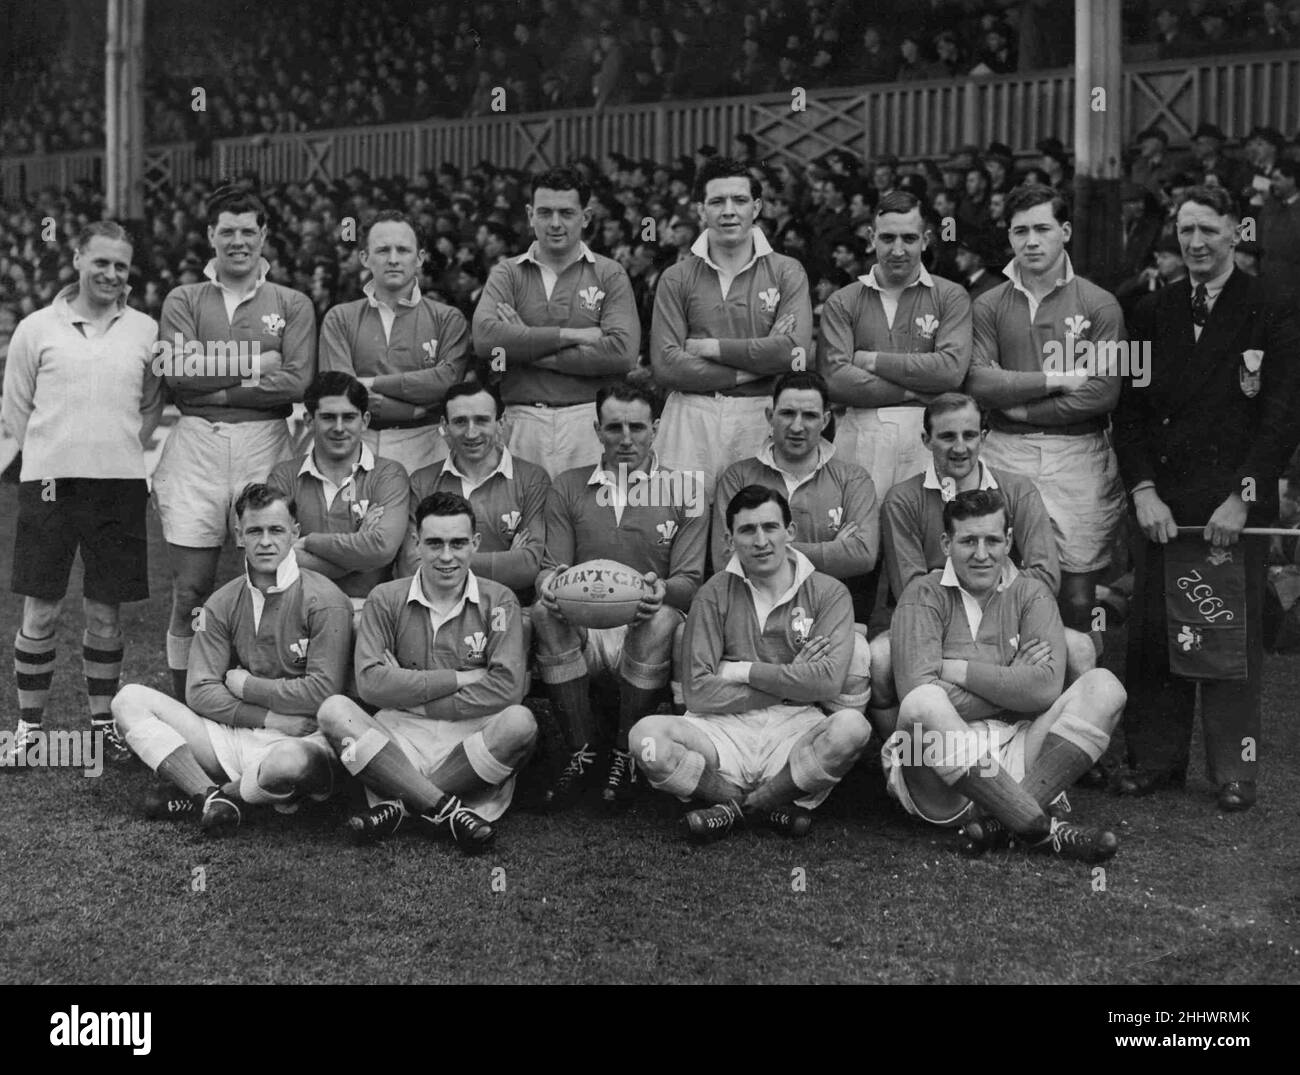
top-left (632, 571), bottom-right (665, 624)
top-left (538, 565), bottom-right (569, 624)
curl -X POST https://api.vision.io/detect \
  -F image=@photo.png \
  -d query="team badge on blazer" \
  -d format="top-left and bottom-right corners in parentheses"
top-left (914, 313), bottom-right (939, 339)
top-left (261, 313), bottom-right (286, 337)
top-left (759, 288), bottom-right (781, 313)
top-left (790, 606), bottom-right (814, 647)
top-left (1240, 349), bottom-right (1263, 398)
top-left (289, 637), bottom-right (309, 664)
top-left (656, 519), bottom-right (678, 544)
top-left (421, 339), bottom-right (439, 366)
top-left (464, 631), bottom-right (488, 662)
top-left (501, 510), bottom-right (521, 535)
top-left (578, 286), bottom-right (605, 311)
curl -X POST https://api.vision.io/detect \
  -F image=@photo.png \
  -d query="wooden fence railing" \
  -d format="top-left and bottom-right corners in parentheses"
top-left (2, 50), bottom-right (1296, 199)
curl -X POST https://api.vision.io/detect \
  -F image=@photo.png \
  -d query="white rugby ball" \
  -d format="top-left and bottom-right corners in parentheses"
top-left (552, 559), bottom-right (646, 628)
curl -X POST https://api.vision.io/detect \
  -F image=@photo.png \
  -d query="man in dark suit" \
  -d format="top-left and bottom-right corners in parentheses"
top-left (1113, 185), bottom-right (1300, 811)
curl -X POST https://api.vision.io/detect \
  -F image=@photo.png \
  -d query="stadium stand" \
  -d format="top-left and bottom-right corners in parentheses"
top-left (2, 0), bottom-right (1297, 152)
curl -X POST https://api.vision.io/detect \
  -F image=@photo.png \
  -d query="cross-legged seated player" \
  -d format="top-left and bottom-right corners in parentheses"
top-left (315, 492), bottom-right (536, 854)
top-left (631, 486), bottom-right (872, 842)
top-left (886, 488), bottom-right (1125, 863)
top-left (111, 484), bottom-right (352, 835)
top-left (870, 394), bottom-right (1094, 722)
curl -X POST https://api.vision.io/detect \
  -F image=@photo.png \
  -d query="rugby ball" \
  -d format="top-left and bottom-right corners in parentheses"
top-left (552, 559), bottom-right (646, 628)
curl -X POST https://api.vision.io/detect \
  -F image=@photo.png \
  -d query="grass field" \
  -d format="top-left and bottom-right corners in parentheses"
top-left (1, 475), bottom-right (1298, 985)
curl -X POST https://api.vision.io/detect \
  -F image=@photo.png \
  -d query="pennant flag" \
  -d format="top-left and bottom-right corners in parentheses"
top-left (1163, 537), bottom-right (1248, 680)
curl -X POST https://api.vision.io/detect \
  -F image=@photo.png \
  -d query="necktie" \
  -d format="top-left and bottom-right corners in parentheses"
top-left (1191, 283), bottom-right (1208, 327)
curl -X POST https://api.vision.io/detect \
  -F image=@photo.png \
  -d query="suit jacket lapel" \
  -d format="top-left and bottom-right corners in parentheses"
top-left (1164, 271), bottom-right (1249, 415)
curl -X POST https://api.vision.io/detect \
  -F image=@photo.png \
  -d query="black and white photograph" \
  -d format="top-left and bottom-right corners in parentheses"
top-left (0, 0), bottom-right (1297, 1014)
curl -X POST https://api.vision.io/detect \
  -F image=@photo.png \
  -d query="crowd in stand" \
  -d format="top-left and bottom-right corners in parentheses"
top-left (2, 0), bottom-right (1297, 156)
top-left (3, 123), bottom-right (1299, 359)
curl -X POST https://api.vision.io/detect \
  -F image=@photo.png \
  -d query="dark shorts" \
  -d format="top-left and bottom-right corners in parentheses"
top-left (12, 478), bottom-right (150, 603)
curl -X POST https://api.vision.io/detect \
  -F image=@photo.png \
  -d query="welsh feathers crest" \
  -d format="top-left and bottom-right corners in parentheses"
top-left (656, 519), bottom-right (678, 544)
top-left (1064, 314), bottom-right (1091, 335)
top-left (759, 287), bottom-right (781, 312)
top-left (790, 606), bottom-right (814, 646)
top-left (289, 637), bottom-right (309, 664)
top-left (578, 286), bottom-right (605, 311)
top-left (1177, 624), bottom-right (1203, 652)
top-left (501, 510), bottom-right (521, 534)
top-left (261, 313), bottom-right (286, 337)
top-left (421, 339), bottom-right (439, 366)
top-left (1207, 547), bottom-right (1233, 566)
top-left (464, 631), bottom-right (488, 660)
top-left (827, 506), bottom-right (844, 531)
top-left (914, 314), bottom-right (939, 338)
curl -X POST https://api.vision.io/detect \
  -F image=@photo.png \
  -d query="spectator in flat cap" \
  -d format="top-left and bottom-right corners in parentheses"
top-left (1127, 126), bottom-right (1185, 203)
top-left (1189, 122), bottom-right (1249, 194)
top-left (955, 226), bottom-right (1006, 299)
top-left (1244, 126), bottom-right (1288, 205)
top-left (1113, 231), bottom-right (1187, 318)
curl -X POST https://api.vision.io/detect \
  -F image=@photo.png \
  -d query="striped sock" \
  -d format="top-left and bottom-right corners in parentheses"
top-left (83, 629), bottom-right (124, 722)
top-left (14, 630), bottom-right (56, 727)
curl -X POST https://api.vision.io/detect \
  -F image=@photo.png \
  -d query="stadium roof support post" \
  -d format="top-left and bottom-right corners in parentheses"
top-left (105, 0), bottom-right (145, 222)
top-left (1072, 0), bottom-right (1124, 282)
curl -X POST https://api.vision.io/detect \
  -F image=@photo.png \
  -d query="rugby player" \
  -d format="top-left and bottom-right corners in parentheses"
top-left (315, 492), bottom-right (536, 853)
top-left (887, 489), bottom-right (1124, 862)
top-left (154, 186), bottom-right (316, 700)
top-left (631, 485), bottom-right (872, 842)
top-left (818, 190), bottom-right (973, 500)
top-left (472, 167), bottom-right (639, 478)
top-left (650, 156), bottom-right (813, 492)
top-left (265, 372), bottom-right (409, 624)
top-left (711, 370), bottom-right (876, 713)
top-left (401, 381), bottom-right (550, 603)
top-left (111, 484), bottom-right (352, 834)
top-left (1, 222), bottom-right (161, 766)
top-left (870, 392), bottom-right (1067, 733)
top-left (533, 381), bottom-right (707, 812)
top-left (964, 184), bottom-right (1126, 650)
top-left (318, 210), bottom-right (471, 475)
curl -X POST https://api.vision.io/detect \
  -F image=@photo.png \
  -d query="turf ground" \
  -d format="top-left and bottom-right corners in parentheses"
top-left (0, 475), bottom-right (1297, 985)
